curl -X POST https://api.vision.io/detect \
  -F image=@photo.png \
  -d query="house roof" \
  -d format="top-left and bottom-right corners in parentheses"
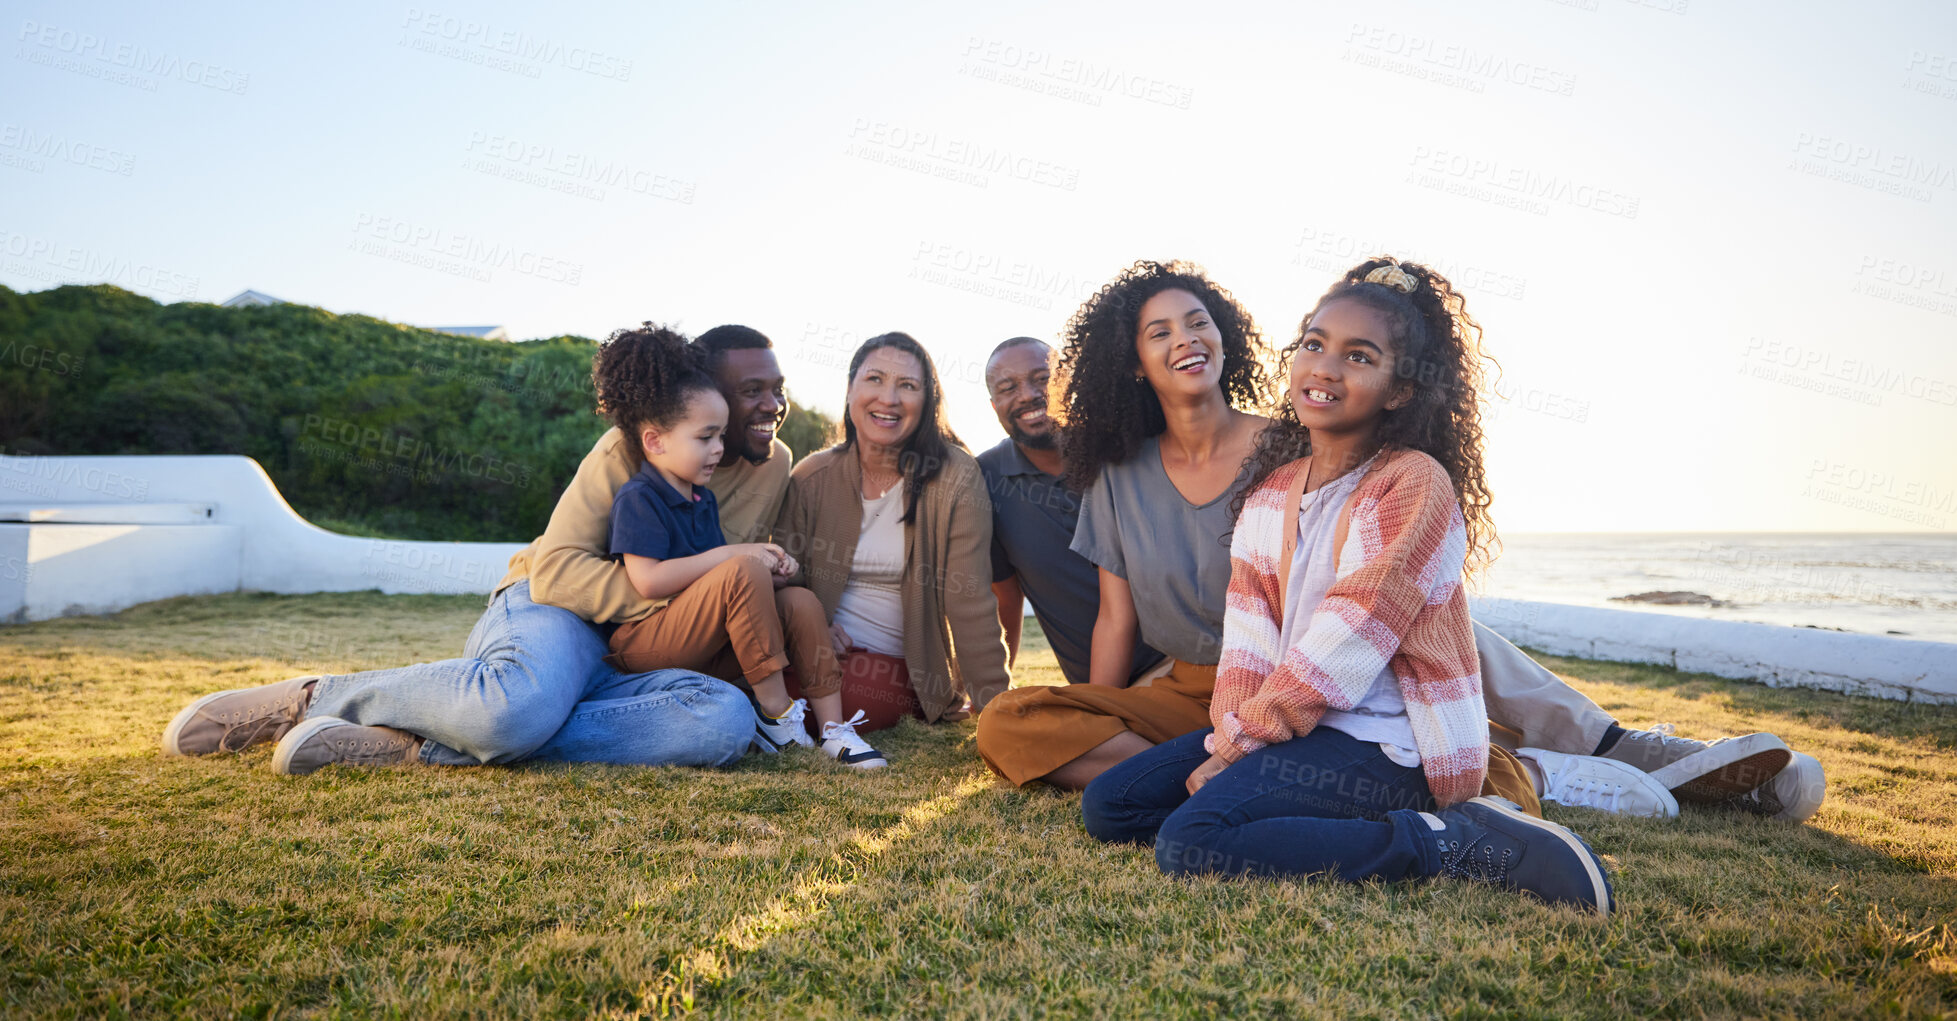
top-left (220, 290), bottom-right (509, 340)
top-left (429, 325), bottom-right (510, 341)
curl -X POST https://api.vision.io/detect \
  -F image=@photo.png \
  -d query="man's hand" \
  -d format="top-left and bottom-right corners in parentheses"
top-left (1185, 752), bottom-right (1232, 796)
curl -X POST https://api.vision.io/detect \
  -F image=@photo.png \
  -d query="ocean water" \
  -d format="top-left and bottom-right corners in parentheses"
top-left (1476, 533), bottom-right (1957, 645)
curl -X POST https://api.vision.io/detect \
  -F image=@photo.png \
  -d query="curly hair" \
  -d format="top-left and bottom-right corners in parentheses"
top-left (841, 332), bottom-right (966, 525)
top-left (1237, 257), bottom-right (1500, 576)
top-left (590, 323), bottom-right (720, 453)
top-left (1056, 260), bottom-right (1274, 492)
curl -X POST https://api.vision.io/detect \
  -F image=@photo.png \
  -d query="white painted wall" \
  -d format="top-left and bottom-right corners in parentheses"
top-left (1472, 597), bottom-right (1957, 705)
top-left (0, 454), bottom-right (523, 621)
top-left (12, 523), bottom-right (242, 619)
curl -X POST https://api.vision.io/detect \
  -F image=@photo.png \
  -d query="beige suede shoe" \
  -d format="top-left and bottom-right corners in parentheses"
top-left (161, 676), bottom-right (318, 757)
top-left (1608, 724), bottom-right (1793, 803)
top-left (272, 717), bottom-right (422, 776)
top-left (1730, 751), bottom-right (1826, 823)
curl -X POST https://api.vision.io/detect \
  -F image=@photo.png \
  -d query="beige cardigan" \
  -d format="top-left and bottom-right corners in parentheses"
top-left (774, 444), bottom-right (1010, 721)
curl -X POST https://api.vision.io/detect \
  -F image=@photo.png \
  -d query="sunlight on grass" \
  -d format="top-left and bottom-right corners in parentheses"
top-left (714, 774), bottom-right (993, 958)
top-left (2, 591), bottom-right (1954, 1019)
top-left (654, 772), bottom-right (998, 1014)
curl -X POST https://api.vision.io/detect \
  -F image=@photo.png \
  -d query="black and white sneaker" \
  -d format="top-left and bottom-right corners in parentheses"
top-left (818, 710), bottom-right (887, 770)
top-left (753, 698), bottom-right (813, 754)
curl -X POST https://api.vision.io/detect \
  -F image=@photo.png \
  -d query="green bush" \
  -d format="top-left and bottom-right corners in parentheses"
top-left (0, 285), bottom-right (837, 541)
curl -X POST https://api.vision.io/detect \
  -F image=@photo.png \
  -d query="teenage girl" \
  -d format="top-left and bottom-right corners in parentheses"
top-left (1079, 258), bottom-right (1614, 914)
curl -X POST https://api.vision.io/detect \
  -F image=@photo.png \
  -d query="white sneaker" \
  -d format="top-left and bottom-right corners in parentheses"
top-left (753, 698), bottom-right (814, 753)
top-left (818, 710), bottom-right (887, 770)
top-left (1520, 747), bottom-right (1679, 819)
top-left (1730, 751), bottom-right (1825, 823)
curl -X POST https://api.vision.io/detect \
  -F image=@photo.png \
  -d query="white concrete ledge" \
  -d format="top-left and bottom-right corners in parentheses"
top-left (1472, 596), bottom-right (1957, 705)
top-left (0, 502), bottom-right (217, 524)
top-left (1, 454), bottom-right (523, 621)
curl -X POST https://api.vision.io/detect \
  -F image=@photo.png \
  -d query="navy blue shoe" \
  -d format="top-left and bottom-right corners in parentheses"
top-left (1424, 796), bottom-right (1615, 916)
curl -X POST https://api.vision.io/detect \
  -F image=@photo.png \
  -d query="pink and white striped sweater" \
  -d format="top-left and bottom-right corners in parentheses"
top-left (1209, 448), bottom-right (1489, 807)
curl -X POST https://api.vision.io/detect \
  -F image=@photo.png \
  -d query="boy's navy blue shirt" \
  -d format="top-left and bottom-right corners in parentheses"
top-left (609, 461), bottom-right (726, 561)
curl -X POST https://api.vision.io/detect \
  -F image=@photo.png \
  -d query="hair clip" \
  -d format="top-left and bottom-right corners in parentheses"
top-left (1363, 261), bottom-right (1419, 294)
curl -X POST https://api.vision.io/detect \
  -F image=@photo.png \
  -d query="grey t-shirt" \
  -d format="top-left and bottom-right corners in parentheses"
top-left (978, 437), bottom-right (1164, 686)
top-left (1069, 435), bottom-right (1250, 666)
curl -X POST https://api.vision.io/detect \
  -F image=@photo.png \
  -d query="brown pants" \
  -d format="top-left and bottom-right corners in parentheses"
top-left (977, 659), bottom-right (1219, 786)
top-left (785, 650), bottom-right (925, 735)
top-left (605, 556), bottom-right (841, 699)
top-left (974, 658), bottom-right (1541, 815)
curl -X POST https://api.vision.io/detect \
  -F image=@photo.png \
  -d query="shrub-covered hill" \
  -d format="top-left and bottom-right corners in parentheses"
top-left (0, 284), bottom-right (833, 541)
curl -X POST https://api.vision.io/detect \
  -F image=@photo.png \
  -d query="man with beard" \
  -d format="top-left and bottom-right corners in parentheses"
top-left (162, 324), bottom-right (798, 774)
top-left (979, 337), bottom-right (1165, 686)
top-left (695, 324), bottom-right (795, 544)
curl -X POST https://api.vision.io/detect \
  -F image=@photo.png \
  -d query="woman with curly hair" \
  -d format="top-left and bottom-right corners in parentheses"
top-left (1078, 257), bottom-right (1614, 915)
top-left (975, 259), bottom-right (1275, 789)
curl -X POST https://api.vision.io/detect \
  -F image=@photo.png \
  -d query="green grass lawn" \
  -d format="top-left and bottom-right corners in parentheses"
top-left (3, 592), bottom-right (1954, 1019)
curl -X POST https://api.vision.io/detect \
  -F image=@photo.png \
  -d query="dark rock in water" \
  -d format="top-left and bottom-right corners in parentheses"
top-left (1610, 590), bottom-right (1731, 608)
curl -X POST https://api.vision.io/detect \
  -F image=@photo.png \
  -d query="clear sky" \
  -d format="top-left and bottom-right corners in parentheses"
top-left (5, 0), bottom-right (1953, 531)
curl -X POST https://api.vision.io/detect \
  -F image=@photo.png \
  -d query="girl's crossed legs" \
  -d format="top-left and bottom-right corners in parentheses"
top-left (1083, 727), bottom-right (1437, 881)
top-left (1081, 727), bottom-right (1616, 913)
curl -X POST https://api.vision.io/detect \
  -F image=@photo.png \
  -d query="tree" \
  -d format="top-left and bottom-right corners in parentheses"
top-left (779, 399), bottom-right (836, 460)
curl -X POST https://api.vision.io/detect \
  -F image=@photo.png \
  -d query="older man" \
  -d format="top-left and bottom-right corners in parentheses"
top-left (979, 337), bottom-right (1164, 687)
top-left (975, 337), bottom-right (1822, 821)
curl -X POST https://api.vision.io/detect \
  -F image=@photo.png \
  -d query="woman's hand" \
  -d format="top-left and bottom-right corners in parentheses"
top-left (829, 623), bottom-right (852, 657)
top-left (1185, 752), bottom-right (1232, 796)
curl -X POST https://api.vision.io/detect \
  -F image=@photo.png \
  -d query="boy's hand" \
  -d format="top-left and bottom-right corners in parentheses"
top-left (731, 543), bottom-right (787, 572)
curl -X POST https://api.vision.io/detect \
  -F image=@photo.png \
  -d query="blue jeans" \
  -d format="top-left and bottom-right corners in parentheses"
top-left (1081, 728), bottom-right (1443, 883)
top-left (305, 580), bottom-right (755, 767)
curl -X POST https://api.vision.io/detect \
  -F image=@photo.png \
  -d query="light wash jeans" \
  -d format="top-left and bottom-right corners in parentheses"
top-left (305, 580), bottom-right (755, 767)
